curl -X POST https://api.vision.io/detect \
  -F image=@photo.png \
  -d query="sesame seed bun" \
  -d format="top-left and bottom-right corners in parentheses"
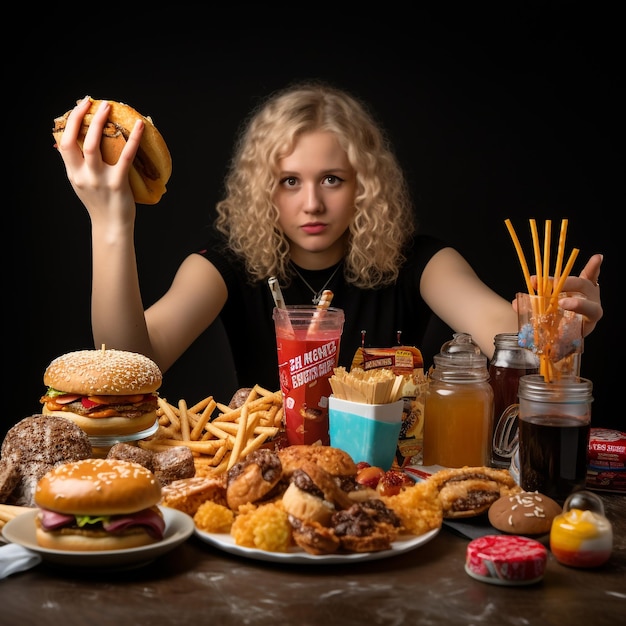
top-left (35, 458), bottom-right (162, 515)
top-left (34, 459), bottom-right (164, 551)
top-left (40, 349), bottom-right (162, 437)
top-left (43, 349), bottom-right (162, 396)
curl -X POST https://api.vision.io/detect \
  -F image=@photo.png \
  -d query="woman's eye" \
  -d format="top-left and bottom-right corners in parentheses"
top-left (323, 175), bottom-right (343, 186)
top-left (280, 176), bottom-right (298, 187)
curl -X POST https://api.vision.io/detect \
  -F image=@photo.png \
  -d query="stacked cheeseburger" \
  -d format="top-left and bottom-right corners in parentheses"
top-left (39, 348), bottom-right (163, 449)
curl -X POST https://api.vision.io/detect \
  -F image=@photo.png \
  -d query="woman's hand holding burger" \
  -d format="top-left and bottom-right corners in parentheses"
top-left (53, 96), bottom-right (172, 207)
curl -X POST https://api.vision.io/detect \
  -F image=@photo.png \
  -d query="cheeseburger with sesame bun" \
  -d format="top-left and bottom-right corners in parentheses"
top-left (35, 458), bottom-right (165, 551)
top-left (39, 348), bottom-right (162, 437)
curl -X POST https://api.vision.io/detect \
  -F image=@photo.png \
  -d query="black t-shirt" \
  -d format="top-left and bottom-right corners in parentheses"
top-left (196, 231), bottom-right (448, 391)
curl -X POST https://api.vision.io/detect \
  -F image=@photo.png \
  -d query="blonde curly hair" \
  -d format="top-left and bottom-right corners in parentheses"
top-left (215, 81), bottom-right (416, 289)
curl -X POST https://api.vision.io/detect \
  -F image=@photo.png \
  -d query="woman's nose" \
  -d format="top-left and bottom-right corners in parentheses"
top-left (302, 184), bottom-right (324, 213)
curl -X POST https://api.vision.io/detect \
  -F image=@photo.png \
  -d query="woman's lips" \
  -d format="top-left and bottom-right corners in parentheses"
top-left (301, 223), bottom-right (327, 235)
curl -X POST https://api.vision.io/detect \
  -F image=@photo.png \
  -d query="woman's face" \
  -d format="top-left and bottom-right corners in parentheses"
top-left (273, 131), bottom-right (356, 268)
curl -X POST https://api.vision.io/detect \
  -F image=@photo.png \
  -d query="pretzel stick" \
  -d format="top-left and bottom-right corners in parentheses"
top-left (553, 218), bottom-right (568, 289)
top-left (505, 219), bottom-right (534, 294)
top-left (529, 219), bottom-right (544, 297)
top-left (547, 248), bottom-right (580, 313)
top-left (542, 219), bottom-right (552, 296)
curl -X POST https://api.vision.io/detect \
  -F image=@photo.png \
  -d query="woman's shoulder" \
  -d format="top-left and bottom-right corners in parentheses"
top-left (403, 232), bottom-right (450, 266)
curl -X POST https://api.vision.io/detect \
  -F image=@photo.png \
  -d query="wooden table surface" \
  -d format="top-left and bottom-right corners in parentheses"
top-left (1, 489), bottom-right (624, 625)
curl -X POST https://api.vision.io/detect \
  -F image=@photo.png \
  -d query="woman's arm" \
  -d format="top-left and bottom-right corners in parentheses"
top-left (419, 248), bottom-right (603, 359)
top-left (55, 98), bottom-right (227, 373)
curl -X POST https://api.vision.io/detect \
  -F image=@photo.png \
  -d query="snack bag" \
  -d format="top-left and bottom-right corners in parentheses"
top-left (350, 346), bottom-right (428, 467)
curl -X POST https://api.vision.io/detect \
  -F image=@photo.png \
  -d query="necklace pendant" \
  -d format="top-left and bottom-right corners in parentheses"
top-left (312, 294), bottom-right (320, 305)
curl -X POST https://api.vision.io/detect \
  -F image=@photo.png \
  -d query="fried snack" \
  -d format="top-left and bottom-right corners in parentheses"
top-left (278, 444), bottom-right (357, 478)
top-left (159, 476), bottom-right (227, 516)
top-left (427, 466), bottom-right (521, 519)
top-left (193, 500), bottom-right (235, 533)
top-left (107, 442), bottom-right (155, 470)
top-left (230, 501), bottom-right (292, 552)
top-left (226, 449), bottom-right (283, 511)
top-left (152, 446), bottom-right (196, 485)
top-left (289, 516), bottom-right (341, 555)
top-left (381, 479), bottom-right (443, 535)
top-left (143, 385), bottom-right (283, 476)
top-left (331, 499), bottom-right (402, 553)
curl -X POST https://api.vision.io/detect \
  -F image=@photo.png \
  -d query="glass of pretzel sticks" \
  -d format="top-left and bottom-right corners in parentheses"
top-left (505, 218), bottom-right (585, 381)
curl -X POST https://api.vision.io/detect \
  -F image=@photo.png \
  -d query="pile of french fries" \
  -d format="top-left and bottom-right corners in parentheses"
top-left (0, 504), bottom-right (35, 531)
top-left (140, 384), bottom-right (283, 477)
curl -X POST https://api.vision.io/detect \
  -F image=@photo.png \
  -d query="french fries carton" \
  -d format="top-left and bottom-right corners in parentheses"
top-left (350, 345), bottom-right (428, 468)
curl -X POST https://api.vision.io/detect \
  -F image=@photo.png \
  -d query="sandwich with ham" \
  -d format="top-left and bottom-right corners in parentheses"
top-left (34, 459), bottom-right (165, 551)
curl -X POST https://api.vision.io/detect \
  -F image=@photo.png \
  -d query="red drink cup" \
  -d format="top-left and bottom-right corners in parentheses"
top-left (273, 305), bottom-right (344, 445)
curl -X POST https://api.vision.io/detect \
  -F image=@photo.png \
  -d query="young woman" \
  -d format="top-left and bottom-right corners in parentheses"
top-left (55, 81), bottom-right (603, 392)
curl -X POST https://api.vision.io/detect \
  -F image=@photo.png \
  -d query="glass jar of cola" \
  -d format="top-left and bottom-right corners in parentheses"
top-left (489, 333), bottom-right (539, 468)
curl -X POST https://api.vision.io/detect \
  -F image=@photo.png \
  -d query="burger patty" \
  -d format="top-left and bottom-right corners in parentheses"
top-left (44, 398), bottom-right (157, 418)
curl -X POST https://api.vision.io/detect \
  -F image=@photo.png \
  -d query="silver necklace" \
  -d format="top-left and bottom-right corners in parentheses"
top-left (291, 262), bottom-right (342, 305)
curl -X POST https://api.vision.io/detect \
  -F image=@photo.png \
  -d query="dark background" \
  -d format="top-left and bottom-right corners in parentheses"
top-left (11, 7), bottom-right (620, 439)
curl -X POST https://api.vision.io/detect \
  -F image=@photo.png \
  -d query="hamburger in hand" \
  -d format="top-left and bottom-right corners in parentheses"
top-left (35, 458), bottom-right (165, 551)
top-left (40, 348), bottom-right (163, 437)
top-left (52, 97), bottom-right (172, 205)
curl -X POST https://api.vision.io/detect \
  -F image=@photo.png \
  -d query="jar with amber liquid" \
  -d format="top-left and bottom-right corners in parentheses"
top-left (423, 333), bottom-right (494, 467)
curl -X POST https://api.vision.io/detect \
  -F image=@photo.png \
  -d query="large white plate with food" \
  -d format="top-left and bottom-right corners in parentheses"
top-left (194, 526), bottom-right (440, 564)
top-left (2, 507), bottom-right (194, 569)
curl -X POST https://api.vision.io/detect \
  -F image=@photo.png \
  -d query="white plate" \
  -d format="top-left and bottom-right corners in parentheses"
top-left (1, 507), bottom-right (194, 569)
top-left (194, 526), bottom-right (440, 564)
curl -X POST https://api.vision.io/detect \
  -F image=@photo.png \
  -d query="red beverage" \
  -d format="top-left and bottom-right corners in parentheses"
top-left (518, 416), bottom-right (590, 502)
top-left (273, 306), bottom-right (344, 446)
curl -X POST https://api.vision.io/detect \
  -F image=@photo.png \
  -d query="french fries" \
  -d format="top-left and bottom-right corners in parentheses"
top-left (140, 384), bottom-right (283, 477)
top-left (0, 504), bottom-right (36, 531)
